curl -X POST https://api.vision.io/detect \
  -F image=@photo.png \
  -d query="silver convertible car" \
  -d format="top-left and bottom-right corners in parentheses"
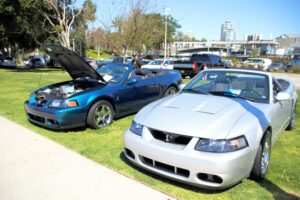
top-left (123, 69), bottom-right (298, 189)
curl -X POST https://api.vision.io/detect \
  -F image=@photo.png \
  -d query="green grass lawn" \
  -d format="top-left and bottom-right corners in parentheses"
top-left (0, 67), bottom-right (299, 200)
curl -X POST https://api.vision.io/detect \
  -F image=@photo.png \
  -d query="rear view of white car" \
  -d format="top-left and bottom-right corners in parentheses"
top-left (242, 58), bottom-right (272, 71)
top-left (123, 69), bottom-right (297, 189)
top-left (142, 59), bottom-right (175, 70)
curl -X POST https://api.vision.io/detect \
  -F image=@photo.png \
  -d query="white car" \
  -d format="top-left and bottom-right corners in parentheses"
top-left (242, 58), bottom-right (272, 71)
top-left (142, 59), bottom-right (175, 70)
top-left (123, 69), bottom-right (297, 189)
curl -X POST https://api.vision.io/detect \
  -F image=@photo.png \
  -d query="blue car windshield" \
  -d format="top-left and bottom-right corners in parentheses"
top-left (182, 70), bottom-right (270, 103)
top-left (97, 65), bottom-right (129, 83)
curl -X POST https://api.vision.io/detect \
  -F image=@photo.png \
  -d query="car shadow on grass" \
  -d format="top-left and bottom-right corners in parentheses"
top-left (257, 179), bottom-right (300, 200)
top-left (119, 152), bottom-right (236, 194)
top-left (28, 120), bottom-right (87, 133)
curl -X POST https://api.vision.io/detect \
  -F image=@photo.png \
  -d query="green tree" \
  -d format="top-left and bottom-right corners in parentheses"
top-left (0, 0), bottom-right (52, 54)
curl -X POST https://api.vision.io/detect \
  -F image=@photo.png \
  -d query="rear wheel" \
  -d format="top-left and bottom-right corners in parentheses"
top-left (286, 103), bottom-right (296, 130)
top-left (250, 131), bottom-right (272, 180)
top-left (87, 100), bottom-right (114, 129)
top-left (164, 86), bottom-right (178, 97)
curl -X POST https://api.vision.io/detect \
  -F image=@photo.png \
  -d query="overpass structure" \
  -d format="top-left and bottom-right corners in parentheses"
top-left (169, 40), bottom-right (279, 57)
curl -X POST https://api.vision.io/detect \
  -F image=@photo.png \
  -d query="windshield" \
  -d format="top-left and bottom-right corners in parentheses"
top-left (96, 64), bottom-right (129, 83)
top-left (182, 70), bottom-right (270, 103)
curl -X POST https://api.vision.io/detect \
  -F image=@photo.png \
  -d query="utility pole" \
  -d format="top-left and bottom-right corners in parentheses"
top-left (164, 7), bottom-right (170, 60)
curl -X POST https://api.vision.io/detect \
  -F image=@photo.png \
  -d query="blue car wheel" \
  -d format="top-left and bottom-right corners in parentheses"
top-left (87, 100), bottom-right (115, 129)
top-left (164, 86), bottom-right (178, 97)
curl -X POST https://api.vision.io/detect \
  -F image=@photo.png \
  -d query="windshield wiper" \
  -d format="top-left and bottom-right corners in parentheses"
top-left (209, 91), bottom-right (255, 102)
top-left (182, 88), bottom-right (209, 95)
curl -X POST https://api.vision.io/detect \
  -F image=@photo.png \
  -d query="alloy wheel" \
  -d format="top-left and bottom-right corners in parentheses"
top-left (94, 104), bottom-right (113, 127)
top-left (261, 134), bottom-right (271, 175)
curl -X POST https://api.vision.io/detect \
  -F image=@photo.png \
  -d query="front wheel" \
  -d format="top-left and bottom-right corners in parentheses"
top-left (87, 100), bottom-right (115, 129)
top-left (250, 131), bottom-right (272, 180)
top-left (164, 86), bottom-right (178, 97)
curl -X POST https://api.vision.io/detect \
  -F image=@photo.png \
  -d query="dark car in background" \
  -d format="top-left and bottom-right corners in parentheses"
top-left (0, 56), bottom-right (17, 68)
top-left (30, 58), bottom-right (45, 68)
top-left (173, 54), bottom-right (226, 78)
top-left (267, 61), bottom-right (286, 72)
top-left (286, 60), bottom-right (300, 71)
top-left (24, 45), bottom-right (182, 130)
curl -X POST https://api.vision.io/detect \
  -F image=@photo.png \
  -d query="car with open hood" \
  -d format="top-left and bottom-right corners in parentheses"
top-left (24, 45), bottom-right (182, 130)
top-left (123, 69), bottom-right (298, 189)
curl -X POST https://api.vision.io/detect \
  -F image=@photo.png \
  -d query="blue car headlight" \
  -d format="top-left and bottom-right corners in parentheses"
top-left (130, 121), bottom-right (143, 136)
top-left (195, 135), bottom-right (248, 153)
top-left (48, 100), bottom-right (78, 108)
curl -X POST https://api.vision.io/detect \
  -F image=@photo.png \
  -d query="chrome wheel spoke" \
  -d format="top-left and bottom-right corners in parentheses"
top-left (94, 105), bottom-right (112, 127)
top-left (261, 138), bottom-right (270, 174)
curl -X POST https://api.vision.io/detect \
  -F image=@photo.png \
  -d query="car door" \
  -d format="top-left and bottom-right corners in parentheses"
top-left (120, 70), bottom-right (161, 112)
top-left (270, 79), bottom-right (292, 141)
top-left (133, 76), bottom-right (161, 109)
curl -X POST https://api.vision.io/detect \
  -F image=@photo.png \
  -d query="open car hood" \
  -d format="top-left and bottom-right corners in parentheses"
top-left (41, 45), bottom-right (105, 82)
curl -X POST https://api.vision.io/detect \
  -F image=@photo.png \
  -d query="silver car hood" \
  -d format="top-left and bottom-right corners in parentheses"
top-left (136, 93), bottom-right (253, 139)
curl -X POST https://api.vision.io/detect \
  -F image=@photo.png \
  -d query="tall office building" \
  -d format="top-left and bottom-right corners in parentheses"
top-left (220, 21), bottom-right (236, 41)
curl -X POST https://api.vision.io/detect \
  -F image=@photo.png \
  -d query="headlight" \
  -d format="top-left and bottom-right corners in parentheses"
top-left (48, 100), bottom-right (78, 108)
top-left (130, 121), bottom-right (143, 136)
top-left (195, 135), bottom-right (248, 153)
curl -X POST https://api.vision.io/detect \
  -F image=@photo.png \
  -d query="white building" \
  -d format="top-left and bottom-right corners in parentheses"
top-left (220, 21), bottom-right (236, 41)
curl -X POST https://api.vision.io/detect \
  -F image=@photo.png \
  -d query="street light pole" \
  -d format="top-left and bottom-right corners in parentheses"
top-left (164, 7), bottom-right (170, 60)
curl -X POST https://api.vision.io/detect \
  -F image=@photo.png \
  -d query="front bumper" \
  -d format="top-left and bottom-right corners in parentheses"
top-left (123, 128), bottom-right (257, 189)
top-left (24, 101), bottom-right (86, 130)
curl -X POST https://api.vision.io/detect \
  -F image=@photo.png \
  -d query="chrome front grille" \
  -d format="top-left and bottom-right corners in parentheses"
top-left (149, 129), bottom-right (192, 145)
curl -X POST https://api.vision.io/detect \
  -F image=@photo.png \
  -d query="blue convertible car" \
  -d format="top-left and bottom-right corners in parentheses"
top-left (24, 45), bottom-right (182, 129)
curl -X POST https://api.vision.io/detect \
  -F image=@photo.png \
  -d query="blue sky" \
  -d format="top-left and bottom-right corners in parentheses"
top-left (85, 0), bottom-right (300, 40)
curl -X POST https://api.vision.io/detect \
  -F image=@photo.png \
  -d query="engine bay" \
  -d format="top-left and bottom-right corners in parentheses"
top-left (34, 80), bottom-right (103, 101)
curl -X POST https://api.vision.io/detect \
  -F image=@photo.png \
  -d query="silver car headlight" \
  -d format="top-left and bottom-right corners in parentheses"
top-left (130, 121), bottom-right (143, 136)
top-left (48, 100), bottom-right (78, 108)
top-left (195, 135), bottom-right (248, 153)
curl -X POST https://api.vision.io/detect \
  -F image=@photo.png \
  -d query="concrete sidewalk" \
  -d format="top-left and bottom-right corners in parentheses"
top-left (0, 116), bottom-right (173, 200)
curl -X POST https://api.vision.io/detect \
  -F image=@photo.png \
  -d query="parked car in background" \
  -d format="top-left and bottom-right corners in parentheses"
top-left (142, 59), bottom-right (175, 70)
top-left (25, 45), bottom-right (182, 130)
top-left (85, 57), bottom-right (97, 68)
top-left (173, 54), bottom-right (226, 78)
top-left (267, 62), bottom-right (286, 72)
top-left (30, 58), bottom-right (45, 68)
top-left (223, 59), bottom-right (234, 68)
top-left (22, 58), bottom-right (30, 66)
top-left (96, 56), bottom-right (126, 68)
top-left (141, 59), bottom-right (151, 66)
top-left (242, 58), bottom-right (272, 71)
top-left (286, 60), bottom-right (300, 71)
top-left (124, 69), bottom-right (297, 189)
top-left (0, 57), bottom-right (17, 68)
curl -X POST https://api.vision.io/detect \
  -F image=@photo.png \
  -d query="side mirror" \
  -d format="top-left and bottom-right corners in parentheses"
top-left (179, 84), bottom-right (186, 91)
top-left (275, 92), bottom-right (291, 101)
top-left (127, 78), bottom-right (137, 85)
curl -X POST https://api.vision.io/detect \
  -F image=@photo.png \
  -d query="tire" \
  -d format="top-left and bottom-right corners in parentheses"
top-left (86, 100), bottom-right (115, 129)
top-left (164, 86), bottom-right (178, 97)
top-left (286, 103), bottom-right (296, 130)
top-left (250, 131), bottom-right (272, 180)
